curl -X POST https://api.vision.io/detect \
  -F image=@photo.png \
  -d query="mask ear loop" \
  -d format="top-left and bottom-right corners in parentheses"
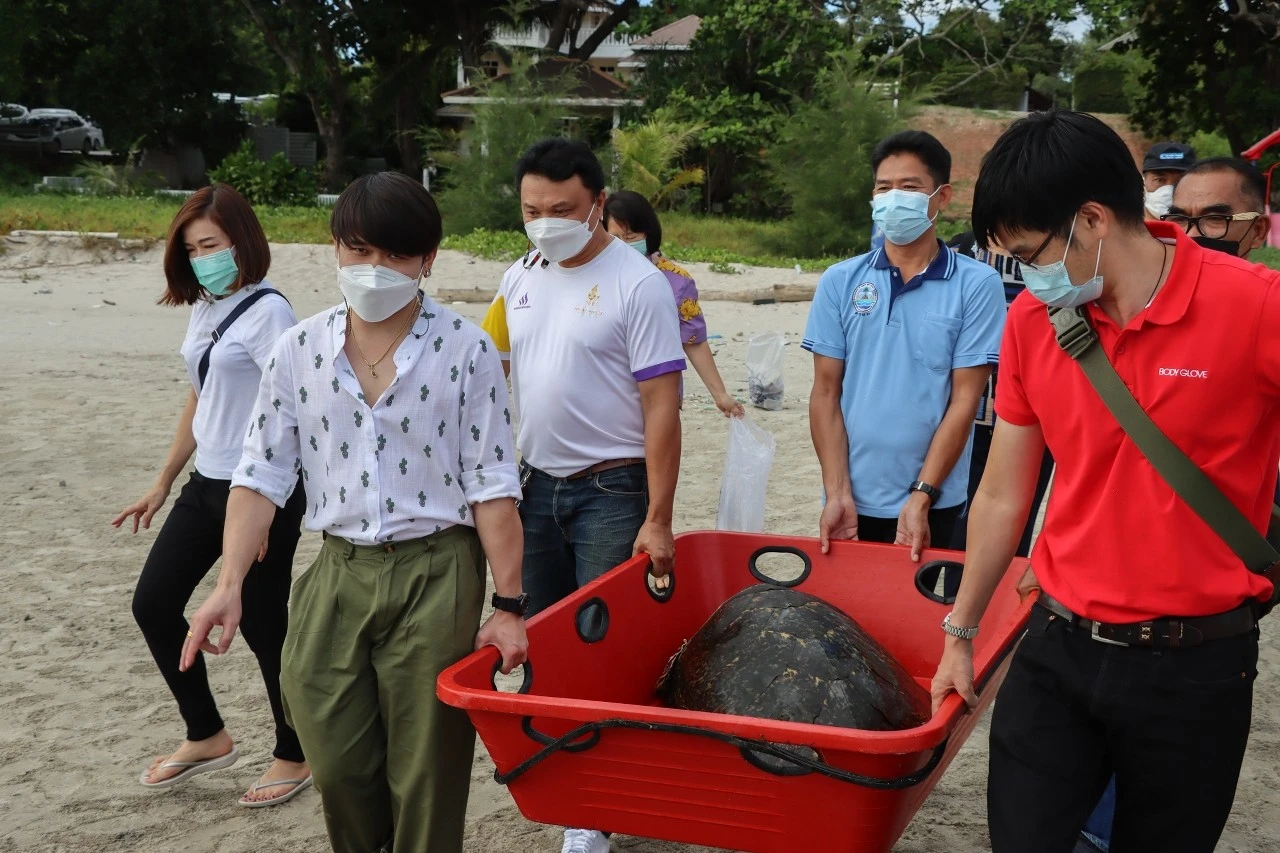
top-left (924, 184), bottom-right (948, 225)
top-left (1060, 213), bottom-right (1080, 267)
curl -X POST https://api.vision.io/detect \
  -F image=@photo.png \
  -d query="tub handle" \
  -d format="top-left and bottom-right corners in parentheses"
top-left (747, 545), bottom-right (812, 587)
top-left (496, 614), bottom-right (1025, 789)
top-left (500, 716), bottom-right (947, 789)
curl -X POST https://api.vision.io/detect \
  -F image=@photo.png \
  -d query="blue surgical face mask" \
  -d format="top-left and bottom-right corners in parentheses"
top-left (870, 187), bottom-right (942, 245)
top-left (626, 238), bottom-right (649, 255)
top-left (1020, 214), bottom-right (1104, 309)
top-left (191, 246), bottom-right (239, 296)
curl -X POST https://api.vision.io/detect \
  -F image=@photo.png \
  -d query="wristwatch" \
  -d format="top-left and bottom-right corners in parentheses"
top-left (909, 480), bottom-right (940, 506)
top-left (941, 611), bottom-right (979, 640)
top-left (491, 593), bottom-right (530, 617)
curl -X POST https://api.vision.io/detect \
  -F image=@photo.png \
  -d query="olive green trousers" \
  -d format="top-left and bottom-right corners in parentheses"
top-left (280, 526), bottom-right (484, 853)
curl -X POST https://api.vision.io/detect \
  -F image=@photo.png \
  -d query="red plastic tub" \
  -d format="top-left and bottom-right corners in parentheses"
top-left (438, 532), bottom-right (1034, 853)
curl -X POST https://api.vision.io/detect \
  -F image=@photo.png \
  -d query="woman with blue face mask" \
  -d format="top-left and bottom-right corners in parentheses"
top-left (111, 184), bottom-right (311, 807)
top-left (603, 190), bottom-right (744, 418)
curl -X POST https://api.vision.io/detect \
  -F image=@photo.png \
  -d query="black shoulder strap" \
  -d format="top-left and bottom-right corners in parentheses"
top-left (197, 288), bottom-right (288, 390)
top-left (1046, 304), bottom-right (1280, 611)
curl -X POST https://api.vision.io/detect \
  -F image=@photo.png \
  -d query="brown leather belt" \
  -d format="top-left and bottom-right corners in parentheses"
top-left (1037, 593), bottom-right (1256, 648)
top-left (565, 458), bottom-right (645, 480)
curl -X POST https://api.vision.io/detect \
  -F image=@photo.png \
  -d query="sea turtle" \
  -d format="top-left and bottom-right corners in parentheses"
top-left (657, 585), bottom-right (930, 732)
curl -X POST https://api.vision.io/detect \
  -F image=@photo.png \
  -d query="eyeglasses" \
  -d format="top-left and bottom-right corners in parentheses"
top-left (1159, 211), bottom-right (1261, 239)
top-left (1009, 231), bottom-right (1057, 268)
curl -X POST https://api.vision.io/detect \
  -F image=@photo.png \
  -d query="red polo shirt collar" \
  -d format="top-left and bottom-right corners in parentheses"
top-left (1084, 221), bottom-right (1200, 332)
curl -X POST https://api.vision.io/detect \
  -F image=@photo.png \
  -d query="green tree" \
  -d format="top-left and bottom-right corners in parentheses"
top-left (771, 52), bottom-right (906, 257)
top-left (1082, 0), bottom-right (1280, 154)
top-left (238, 0), bottom-right (359, 190)
top-left (860, 5), bottom-right (1071, 110)
top-left (611, 116), bottom-right (705, 208)
top-left (0, 0), bottom-right (277, 161)
top-left (433, 55), bottom-right (575, 234)
top-left (636, 0), bottom-right (843, 213)
top-left (1072, 51), bottom-right (1144, 113)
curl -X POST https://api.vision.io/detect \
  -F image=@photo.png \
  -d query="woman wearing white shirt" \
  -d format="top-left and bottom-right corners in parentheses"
top-left (112, 184), bottom-right (309, 807)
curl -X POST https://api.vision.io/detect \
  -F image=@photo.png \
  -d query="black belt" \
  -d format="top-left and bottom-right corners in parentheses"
top-left (1037, 593), bottom-right (1256, 648)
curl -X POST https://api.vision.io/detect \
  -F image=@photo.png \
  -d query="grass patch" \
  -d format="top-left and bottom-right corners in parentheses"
top-left (6, 193), bottom-right (1278, 275)
top-left (0, 193), bottom-right (182, 237)
top-left (0, 193), bottom-right (333, 243)
top-left (1252, 246), bottom-right (1280, 270)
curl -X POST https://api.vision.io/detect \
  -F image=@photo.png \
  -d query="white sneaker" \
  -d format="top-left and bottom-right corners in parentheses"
top-left (561, 828), bottom-right (609, 853)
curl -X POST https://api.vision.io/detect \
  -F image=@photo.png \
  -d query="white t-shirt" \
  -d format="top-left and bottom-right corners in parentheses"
top-left (481, 237), bottom-right (686, 477)
top-left (179, 281), bottom-right (295, 479)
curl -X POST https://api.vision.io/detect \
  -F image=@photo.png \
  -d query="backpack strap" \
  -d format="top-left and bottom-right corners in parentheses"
top-left (197, 288), bottom-right (288, 390)
top-left (1047, 304), bottom-right (1280, 613)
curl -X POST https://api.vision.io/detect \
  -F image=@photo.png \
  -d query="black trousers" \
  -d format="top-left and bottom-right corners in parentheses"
top-left (954, 422), bottom-right (1056, 557)
top-left (858, 502), bottom-right (966, 551)
top-left (988, 603), bottom-right (1258, 853)
top-left (131, 470), bottom-right (307, 762)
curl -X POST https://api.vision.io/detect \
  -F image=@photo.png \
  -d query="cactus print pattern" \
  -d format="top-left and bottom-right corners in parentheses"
top-left (233, 303), bottom-right (519, 544)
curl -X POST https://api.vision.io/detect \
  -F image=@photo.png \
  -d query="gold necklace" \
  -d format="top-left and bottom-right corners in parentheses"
top-left (346, 296), bottom-right (420, 378)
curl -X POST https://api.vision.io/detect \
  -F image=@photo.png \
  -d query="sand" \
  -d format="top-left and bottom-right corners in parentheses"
top-left (0, 236), bottom-right (1276, 853)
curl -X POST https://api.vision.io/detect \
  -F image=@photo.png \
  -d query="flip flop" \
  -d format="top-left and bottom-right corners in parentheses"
top-left (138, 745), bottom-right (239, 788)
top-left (237, 774), bottom-right (313, 808)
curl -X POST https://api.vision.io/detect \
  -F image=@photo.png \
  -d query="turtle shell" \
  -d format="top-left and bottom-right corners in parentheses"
top-left (656, 585), bottom-right (930, 731)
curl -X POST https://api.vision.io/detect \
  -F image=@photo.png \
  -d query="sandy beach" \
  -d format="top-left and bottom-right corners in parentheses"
top-left (1, 236), bottom-right (1276, 853)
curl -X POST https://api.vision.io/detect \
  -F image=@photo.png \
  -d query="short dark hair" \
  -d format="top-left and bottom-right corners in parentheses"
top-left (971, 109), bottom-right (1145, 250)
top-left (515, 137), bottom-right (605, 196)
top-left (1181, 157), bottom-right (1268, 212)
top-left (871, 130), bottom-right (951, 187)
top-left (161, 183), bottom-right (271, 306)
top-left (330, 172), bottom-right (442, 257)
top-left (603, 191), bottom-right (662, 254)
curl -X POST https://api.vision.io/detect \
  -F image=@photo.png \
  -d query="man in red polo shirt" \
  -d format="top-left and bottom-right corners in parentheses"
top-left (930, 108), bottom-right (1280, 853)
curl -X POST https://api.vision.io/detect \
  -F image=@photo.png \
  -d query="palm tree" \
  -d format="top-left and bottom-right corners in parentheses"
top-left (611, 117), bottom-right (706, 209)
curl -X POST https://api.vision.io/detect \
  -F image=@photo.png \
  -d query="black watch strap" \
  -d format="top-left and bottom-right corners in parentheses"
top-left (491, 592), bottom-right (530, 616)
top-left (909, 480), bottom-right (940, 506)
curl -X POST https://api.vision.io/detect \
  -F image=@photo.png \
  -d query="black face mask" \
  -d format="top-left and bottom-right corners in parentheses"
top-left (1191, 235), bottom-right (1243, 257)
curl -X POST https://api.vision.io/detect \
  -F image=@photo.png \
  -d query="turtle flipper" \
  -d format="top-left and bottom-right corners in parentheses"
top-left (655, 639), bottom-right (689, 701)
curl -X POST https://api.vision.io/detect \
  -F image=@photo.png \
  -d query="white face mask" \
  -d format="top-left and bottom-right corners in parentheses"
top-left (524, 201), bottom-right (599, 263)
top-left (337, 263), bottom-right (422, 322)
top-left (1144, 184), bottom-right (1175, 218)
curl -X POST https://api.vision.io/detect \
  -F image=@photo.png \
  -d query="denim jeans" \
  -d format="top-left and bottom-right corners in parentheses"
top-left (1077, 777), bottom-right (1116, 852)
top-left (518, 461), bottom-right (649, 617)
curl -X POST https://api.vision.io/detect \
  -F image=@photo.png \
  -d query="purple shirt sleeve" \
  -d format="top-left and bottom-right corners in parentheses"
top-left (664, 268), bottom-right (708, 345)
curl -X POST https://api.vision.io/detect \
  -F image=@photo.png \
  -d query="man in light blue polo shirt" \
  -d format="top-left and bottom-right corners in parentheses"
top-left (805, 130), bottom-right (1006, 560)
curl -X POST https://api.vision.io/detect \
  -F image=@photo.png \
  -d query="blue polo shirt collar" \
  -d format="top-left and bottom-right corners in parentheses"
top-left (870, 238), bottom-right (955, 279)
top-left (871, 238), bottom-right (955, 311)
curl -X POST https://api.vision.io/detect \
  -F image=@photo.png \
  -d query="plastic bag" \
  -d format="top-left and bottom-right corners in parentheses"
top-left (716, 415), bottom-right (777, 533)
top-left (745, 330), bottom-right (785, 411)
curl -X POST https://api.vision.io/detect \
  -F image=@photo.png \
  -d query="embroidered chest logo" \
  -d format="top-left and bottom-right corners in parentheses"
top-left (853, 282), bottom-right (879, 315)
top-left (514, 292), bottom-right (532, 310)
top-left (1158, 367), bottom-right (1209, 379)
top-left (575, 285), bottom-right (604, 318)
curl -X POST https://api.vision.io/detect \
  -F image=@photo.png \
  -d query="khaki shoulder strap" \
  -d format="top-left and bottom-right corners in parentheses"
top-left (1047, 305), bottom-right (1279, 603)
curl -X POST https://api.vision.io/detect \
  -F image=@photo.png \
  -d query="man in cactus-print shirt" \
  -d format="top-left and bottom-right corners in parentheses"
top-left (182, 173), bottom-right (525, 853)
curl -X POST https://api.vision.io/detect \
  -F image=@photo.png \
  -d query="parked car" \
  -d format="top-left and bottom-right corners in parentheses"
top-left (0, 103), bottom-right (29, 125)
top-left (3, 108), bottom-right (105, 153)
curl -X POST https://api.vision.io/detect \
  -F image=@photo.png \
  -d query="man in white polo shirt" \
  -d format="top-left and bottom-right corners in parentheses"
top-left (482, 137), bottom-right (684, 853)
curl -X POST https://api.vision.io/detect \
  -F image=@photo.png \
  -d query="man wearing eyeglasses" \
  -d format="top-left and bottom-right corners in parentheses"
top-left (1071, 155), bottom-right (1279, 853)
top-left (1163, 157), bottom-right (1272, 258)
top-left (931, 109), bottom-right (1280, 853)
